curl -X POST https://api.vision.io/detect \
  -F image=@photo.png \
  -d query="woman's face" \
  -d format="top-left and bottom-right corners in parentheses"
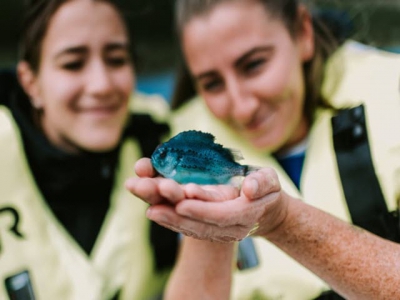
top-left (182, 0), bottom-right (314, 152)
top-left (21, 0), bottom-right (134, 153)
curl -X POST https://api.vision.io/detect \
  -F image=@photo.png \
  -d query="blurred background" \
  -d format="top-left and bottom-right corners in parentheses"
top-left (1, 0), bottom-right (399, 103)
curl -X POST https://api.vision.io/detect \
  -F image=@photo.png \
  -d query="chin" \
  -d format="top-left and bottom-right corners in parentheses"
top-left (88, 143), bottom-right (119, 153)
top-left (81, 132), bottom-right (122, 153)
top-left (249, 135), bottom-right (283, 152)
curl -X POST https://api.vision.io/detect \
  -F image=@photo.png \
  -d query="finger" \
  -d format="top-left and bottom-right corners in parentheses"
top-left (184, 183), bottom-right (239, 202)
top-left (158, 179), bottom-right (185, 204)
top-left (134, 158), bottom-right (157, 178)
top-left (176, 192), bottom-right (277, 228)
top-left (125, 177), bottom-right (163, 205)
top-left (241, 168), bottom-right (280, 199)
top-left (176, 197), bottom-right (250, 227)
top-left (147, 205), bottom-right (248, 242)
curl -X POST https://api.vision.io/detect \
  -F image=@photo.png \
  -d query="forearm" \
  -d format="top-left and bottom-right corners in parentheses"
top-left (265, 194), bottom-right (400, 299)
top-left (164, 237), bottom-right (234, 300)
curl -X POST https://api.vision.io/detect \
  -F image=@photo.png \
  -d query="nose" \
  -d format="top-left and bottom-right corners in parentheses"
top-left (86, 60), bottom-right (114, 97)
top-left (226, 78), bottom-right (259, 125)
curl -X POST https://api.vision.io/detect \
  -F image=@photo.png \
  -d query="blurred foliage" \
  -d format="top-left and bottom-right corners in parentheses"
top-left (0, 0), bottom-right (399, 71)
top-left (312, 0), bottom-right (400, 48)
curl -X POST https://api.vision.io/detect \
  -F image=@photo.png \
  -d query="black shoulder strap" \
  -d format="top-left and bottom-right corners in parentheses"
top-left (125, 113), bottom-right (179, 271)
top-left (317, 105), bottom-right (400, 299)
top-left (314, 290), bottom-right (345, 300)
top-left (331, 104), bottom-right (399, 242)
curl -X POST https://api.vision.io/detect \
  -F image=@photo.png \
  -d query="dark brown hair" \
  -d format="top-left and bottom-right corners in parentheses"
top-left (172, 0), bottom-right (340, 126)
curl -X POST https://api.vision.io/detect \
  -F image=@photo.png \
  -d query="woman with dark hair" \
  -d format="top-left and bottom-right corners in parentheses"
top-left (0, 0), bottom-right (177, 299)
top-left (126, 0), bottom-right (400, 299)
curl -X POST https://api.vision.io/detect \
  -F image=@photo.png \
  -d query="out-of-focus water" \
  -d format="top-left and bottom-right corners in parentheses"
top-left (137, 71), bottom-right (176, 103)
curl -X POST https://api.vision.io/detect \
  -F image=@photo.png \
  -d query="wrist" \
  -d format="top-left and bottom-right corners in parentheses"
top-left (257, 191), bottom-right (292, 239)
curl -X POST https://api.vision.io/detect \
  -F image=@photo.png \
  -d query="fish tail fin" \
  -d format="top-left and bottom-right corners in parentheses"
top-left (243, 165), bottom-right (261, 176)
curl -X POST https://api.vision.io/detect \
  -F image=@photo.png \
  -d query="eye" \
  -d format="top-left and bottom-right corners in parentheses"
top-left (62, 60), bottom-right (84, 71)
top-left (158, 148), bottom-right (167, 159)
top-left (106, 56), bottom-right (130, 68)
top-left (198, 78), bottom-right (224, 93)
top-left (242, 58), bottom-right (265, 74)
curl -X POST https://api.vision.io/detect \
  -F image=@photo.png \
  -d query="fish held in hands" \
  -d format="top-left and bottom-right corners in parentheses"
top-left (151, 130), bottom-right (259, 184)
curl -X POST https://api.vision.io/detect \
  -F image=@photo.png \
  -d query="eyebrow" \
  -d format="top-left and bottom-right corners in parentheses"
top-left (194, 45), bottom-right (274, 81)
top-left (234, 46), bottom-right (274, 67)
top-left (54, 42), bottom-right (130, 59)
top-left (104, 42), bottom-right (130, 52)
top-left (54, 46), bottom-right (87, 59)
top-left (195, 70), bottom-right (217, 81)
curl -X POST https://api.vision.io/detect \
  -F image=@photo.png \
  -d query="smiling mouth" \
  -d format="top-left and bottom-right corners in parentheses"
top-left (243, 112), bottom-right (273, 133)
top-left (244, 119), bottom-right (263, 131)
top-left (82, 102), bottom-right (121, 112)
top-left (78, 103), bottom-right (123, 119)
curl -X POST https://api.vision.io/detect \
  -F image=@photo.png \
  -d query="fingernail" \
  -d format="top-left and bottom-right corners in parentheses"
top-left (146, 207), bottom-right (153, 218)
top-left (250, 178), bottom-right (259, 195)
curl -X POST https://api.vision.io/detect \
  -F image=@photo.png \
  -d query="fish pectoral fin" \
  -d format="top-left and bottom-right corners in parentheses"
top-left (244, 165), bottom-right (262, 175)
top-left (228, 149), bottom-right (244, 161)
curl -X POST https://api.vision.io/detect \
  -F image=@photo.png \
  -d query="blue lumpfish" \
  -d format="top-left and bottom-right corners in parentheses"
top-left (151, 130), bottom-right (259, 184)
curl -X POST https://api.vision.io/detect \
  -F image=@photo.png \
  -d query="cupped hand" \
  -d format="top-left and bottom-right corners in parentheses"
top-left (125, 157), bottom-right (238, 206)
top-left (125, 158), bottom-right (185, 206)
top-left (126, 160), bottom-right (288, 242)
top-left (170, 168), bottom-right (287, 241)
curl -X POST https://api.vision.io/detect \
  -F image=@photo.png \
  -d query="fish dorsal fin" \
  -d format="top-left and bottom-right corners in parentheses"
top-left (176, 130), bottom-right (215, 143)
top-left (171, 131), bottom-right (217, 149)
top-left (171, 130), bottom-right (243, 162)
top-left (178, 131), bottom-right (244, 161)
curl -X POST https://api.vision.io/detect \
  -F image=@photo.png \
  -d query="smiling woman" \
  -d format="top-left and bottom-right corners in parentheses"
top-left (180, 0), bottom-right (314, 152)
top-left (18, 0), bottom-right (134, 153)
top-left (0, 0), bottom-right (177, 299)
top-left (126, 0), bottom-right (400, 299)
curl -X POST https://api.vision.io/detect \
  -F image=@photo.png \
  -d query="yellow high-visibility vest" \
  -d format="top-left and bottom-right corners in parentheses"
top-left (0, 93), bottom-right (172, 300)
top-left (170, 41), bottom-right (400, 299)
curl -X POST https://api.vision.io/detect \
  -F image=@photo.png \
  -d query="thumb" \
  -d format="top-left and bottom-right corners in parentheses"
top-left (241, 168), bottom-right (280, 200)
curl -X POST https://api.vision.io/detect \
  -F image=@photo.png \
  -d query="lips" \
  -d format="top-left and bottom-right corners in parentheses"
top-left (85, 105), bottom-right (118, 113)
top-left (243, 110), bottom-right (274, 135)
top-left (79, 100), bottom-right (121, 112)
top-left (76, 102), bottom-right (124, 121)
top-left (244, 117), bottom-right (264, 132)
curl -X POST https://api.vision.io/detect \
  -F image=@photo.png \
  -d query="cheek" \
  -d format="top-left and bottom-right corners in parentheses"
top-left (260, 58), bottom-right (305, 121)
top-left (285, 63), bottom-right (306, 112)
top-left (38, 71), bottom-right (80, 109)
top-left (271, 68), bottom-right (305, 126)
top-left (275, 69), bottom-right (306, 141)
top-left (263, 61), bottom-right (297, 99)
top-left (41, 85), bottom-right (76, 131)
top-left (115, 67), bottom-right (135, 98)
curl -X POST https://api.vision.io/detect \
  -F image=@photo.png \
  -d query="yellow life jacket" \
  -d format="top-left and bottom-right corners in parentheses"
top-left (169, 41), bottom-right (400, 299)
top-left (0, 93), bottom-right (173, 300)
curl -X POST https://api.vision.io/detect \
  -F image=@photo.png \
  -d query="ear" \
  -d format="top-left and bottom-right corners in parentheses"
top-left (297, 5), bottom-right (315, 62)
top-left (17, 61), bottom-right (42, 108)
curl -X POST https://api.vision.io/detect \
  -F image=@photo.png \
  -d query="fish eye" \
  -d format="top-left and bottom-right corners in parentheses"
top-left (158, 148), bottom-right (167, 159)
